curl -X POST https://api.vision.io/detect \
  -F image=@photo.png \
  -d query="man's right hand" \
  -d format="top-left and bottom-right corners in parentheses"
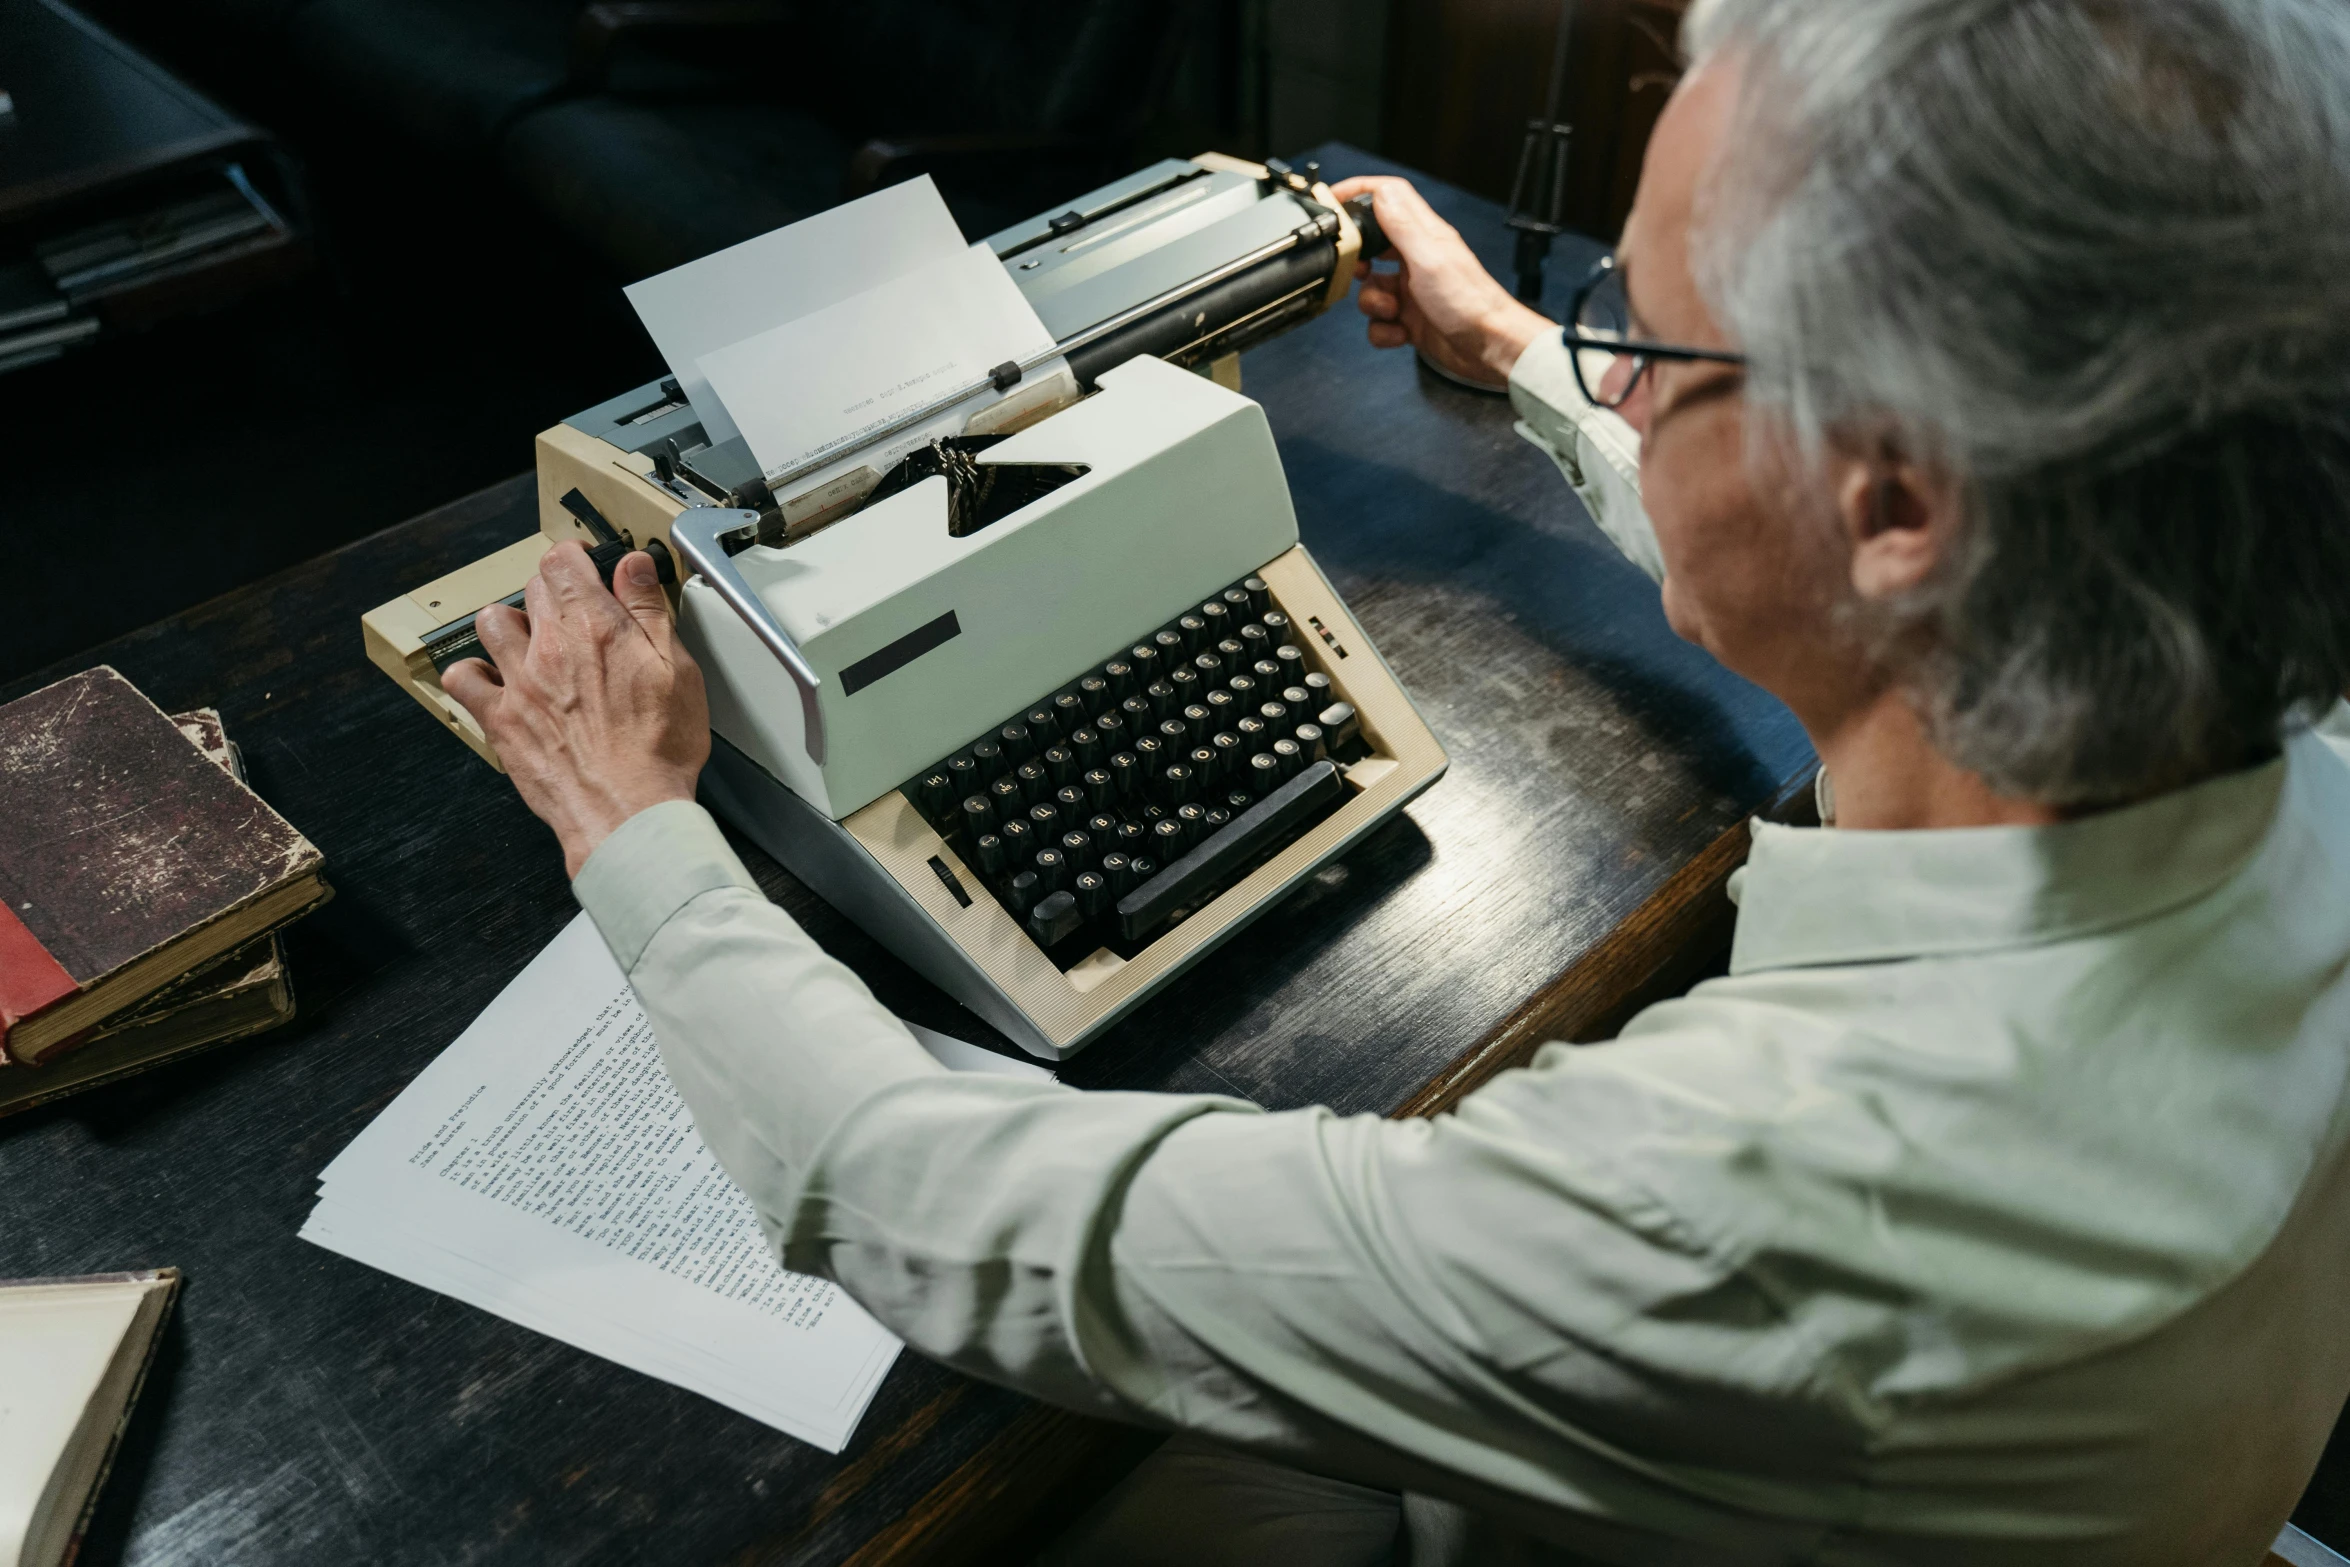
top-left (1330, 175), bottom-right (1556, 390)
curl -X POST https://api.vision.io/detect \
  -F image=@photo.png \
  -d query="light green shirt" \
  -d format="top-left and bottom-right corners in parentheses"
top-left (573, 346), bottom-right (2350, 1564)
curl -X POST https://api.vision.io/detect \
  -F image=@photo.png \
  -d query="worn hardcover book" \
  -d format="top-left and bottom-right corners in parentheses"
top-left (0, 669), bottom-right (329, 1066)
top-left (0, 1269), bottom-right (180, 1567)
top-left (0, 711), bottom-right (299, 1118)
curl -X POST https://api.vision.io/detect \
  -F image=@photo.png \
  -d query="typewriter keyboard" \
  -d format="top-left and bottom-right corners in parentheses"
top-left (902, 574), bottom-right (1369, 963)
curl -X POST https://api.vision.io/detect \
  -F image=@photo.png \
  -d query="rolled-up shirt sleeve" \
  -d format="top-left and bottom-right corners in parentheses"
top-left (1508, 333), bottom-right (1664, 584)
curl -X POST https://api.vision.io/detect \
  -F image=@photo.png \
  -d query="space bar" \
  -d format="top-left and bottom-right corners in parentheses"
top-left (1117, 760), bottom-right (1345, 942)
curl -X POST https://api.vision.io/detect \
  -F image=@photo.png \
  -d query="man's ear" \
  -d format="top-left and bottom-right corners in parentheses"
top-left (1834, 456), bottom-right (1952, 600)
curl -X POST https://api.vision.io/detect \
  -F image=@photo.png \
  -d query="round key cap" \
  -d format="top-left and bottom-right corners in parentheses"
top-left (1204, 688), bottom-right (1238, 722)
top-left (971, 736), bottom-right (1007, 780)
top-left (960, 794), bottom-right (995, 835)
top-left (1235, 715), bottom-right (1268, 747)
top-left (1292, 722), bottom-right (1327, 763)
top-left (1043, 744), bottom-right (1076, 785)
top-left (1028, 800), bottom-right (1061, 836)
top-left (1120, 694), bottom-right (1154, 728)
top-left (1078, 674), bottom-right (1111, 714)
top-left (1210, 730), bottom-right (1244, 773)
top-left (915, 770), bottom-right (953, 820)
top-left (1053, 692), bottom-right (1087, 733)
top-left (1271, 737), bottom-right (1303, 779)
top-left (1074, 869), bottom-right (1109, 918)
top-left (1100, 851), bottom-right (1135, 895)
top-left (1158, 761), bottom-right (1197, 805)
top-left (1198, 601), bottom-right (1230, 639)
top-left (1248, 750), bottom-right (1282, 796)
top-left (1177, 613), bottom-right (1208, 652)
top-left (1202, 806), bottom-right (1232, 831)
top-left (1237, 623), bottom-right (1271, 660)
top-left (1216, 637), bottom-right (1248, 667)
top-left (1225, 673), bottom-right (1256, 702)
top-left (1115, 820), bottom-right (1149, 852)
top-left (1095, 710), bottom-right (1128, 747)
top-left (1242, 575), bottom-right (1270, 614)
top-left (1158, 718), bottom-right (1189, 750)
top-left (1145, 680), bottom-right (1177, 720)
top-left (946, 753), bottom-right (981, 797)
top-left (1128, 855), bottom-right (1158, 885)
top-left (999, 818), bottom-right (1034, 859)
top-left (1016, 759), bottom-right (1049, 801)
top-left (972, 831), bottom-right (1006, 874)
top-left (1025, 705), bottom-right (1060, 741)
top-left (1221, 586), bottom-right (1253, 614)
top-left (1188, 744), bottom-right (1220, 785)
top-left (990, 776), bottom-right (1024, 815)
top-left (1128, 644), bottom-right (1161, 683)
top-left (1054, 785), bottom-right (1086, 816)
top-left (999, 721), bottom-right (1034, 762)
top-left (1274, 643), bottom-right (1307, 680)
top-left (1109, 750), bottom-right (1142, 797)
top-left (1070, 727), bottom-right (1102, 769)
top-left (1086, 812), bottom-right (1119, 839)
top-left (1176, 802), bottom-right (1209, 841)
top-left (1005, 869), bottom-right (1041, 915)
top-left (1028, 889), bottom-right (1081, 947)
top-left (1180, 703), bottom-right (1212, 744)
top-left (1281, 685), bottom-right (1313, 708)
top-left (1191, 650), bottom-right (1224, 679)
top-left (1084, 767), bottom-right (1116, 809)
top-left (1166, 667), bottom-right (1200, 704)
top-left (1103, 660), bottom-right (1138, 701)
top-left (1153, 628), bottom-right (1184, 661)
top-left (1261, 610), bottom-right (1292, 641)
top-left (1141, 802), bottom-right (1167, 823)
top-left (1252, 658), bottom-right (1283, 686)
top-left (1060, 829), bottom-right (1093, 868)
top-left (1258, 700), bottom-right (1289, 731)
top-left (1032, 847), bottom-right (1067, 893)
top-left (1152, 817), bottom-right (1188, 857)
top-left (1225, 788), bottom-right (1256, 813)
top-left (1303, 670), bottom-right (1333, 700)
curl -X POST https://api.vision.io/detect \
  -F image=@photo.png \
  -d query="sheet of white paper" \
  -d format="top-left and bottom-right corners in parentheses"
top-left (698, 241), bottom-right (1060, 485)
top-left (622, 176), bottom-right (968, 446)
top-left (300, 913), bottom-right (1047, 1452)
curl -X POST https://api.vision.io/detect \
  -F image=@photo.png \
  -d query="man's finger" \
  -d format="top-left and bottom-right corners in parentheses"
top-left (613, 551), bottom-right (674, 644)
top-left (476, 601), bottom-right (530, 673)
top-left (535, 539), bottom-right (605, 611)
top-left (1368, 321), bottom-right (1408, 350)
top-left (440, 656), bottom-right (503, 724)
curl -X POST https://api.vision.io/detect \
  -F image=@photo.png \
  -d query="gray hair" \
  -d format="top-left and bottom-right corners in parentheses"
top-left (1682, 0), bottom-right (2350, 804)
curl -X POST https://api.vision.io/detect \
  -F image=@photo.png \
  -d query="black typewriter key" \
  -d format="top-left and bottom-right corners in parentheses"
top-left (1261, 610), bottom-right (1292, 641)
top-left (1199, 600), bottom-right (1230, 636)
top-left (1225, 788), bottom-right (1256, 814)
top-left (971, 736), bottom-right (1007, 780)
top-left (1028, 801), bottom-right (1062, 837)
top-left (989, 776), bottom-right (1024, 814)
top-left (1274, 643), bottom-right (1307, 681)
top-left (1303, 670), bottom-right (1333, 699)
top-left (1210, 730), bottom-right (1245, 772)
top-left (1141, 802), bottom-right (1168, 823)
top-left (1100, 851), bottom-right (1135, 895)
top-left (1078, 674), bottom-right (1112, 714)
top-left (1259, 700), bottom-right (1290, 732)
top-left (1025, 706), bottom-right (1060, 742)
top-left (1153, 817), bottom-right (1189, 857)
top-left (1177, 613), bottom-right (1209, 651)
top-left (1204, 687), bottom-right (1238, 722)
top-left (1271, 737), bottom-right (1304, 779)
top-left (1293, 722), bottom-right (1327, 764)
top-left (1016, 759), bottom-right (1049, 802)
top-left (915, 771), bottom-right (953, 821)
top-left (1134, 736), bottom-right (1168, 783)
top-left (1005, 869), bottom-right (1042, 916)
top-left (1189, 745), bottom-right (1220, 785)
top-left (1033, 847), bottom-right (1068, 894)
top-left (946, 752), bottom-right (982, 796)
top-left (1176, 802), bottom-right (1209, 841)
top-left (1202, 806), bottom-right (1232, 831)
top-left (1069, 726), bottom-right (1103, 769)
top-left (1103, 660), bottom-right (1138, 701)
top-left (1153, 629), bottom-right (1185, 662)
top-left (1248, 750), bottom-right (1282, 796)
top-left (1166, 666), bottom-right (1200, 703)
top-left (999, 817), bottom-right (1035, 860)
top-left (961, 794), bottom-right (996, 835)
top-left (1180, 703), bottom-right (1213, 744)
top-left (1191, 650), bottom-right (1224, 680)
top-left (1237, 622), bottom-right (1272, 661)
top-left (1001, 721), bottom-right (1036, 762)
top-left (1060, 829), bottom-right (1093, 868)
top-left (1160, 762), bottom-right (1198, 805)
top-left (1235, 715), bottom-right (1268, 748)
top-left (1222, 586), bottom-right (1253, 613)
top-left (1143, 680), bottom-right (1176, 719)
top-left (1086, 812), bottom-right (1119, 839)
top-left (1252, 658), bottom-right (1283, 687)
top-left (1216, 637), bottom-right (1248, 667)
top-left (1074, 870), bottom-right (1109, 918)
top-left (973, 832), bottom-right (1006, 875)
top-left (1109, 750), bottom-right (1142, 797)
top-left (1054, 785), bottom-right (1086, 816)
top-left (1318, 701), bottom-right (1362, 751)
top-left (1083, 767), bottom-right (1116, 810)
top-left (1120, 694), bottom-right (1154, 728)
top-left (1225, 674), bottom-right (1257, 703)
top-left (1158, 718), bottom-right (1189, 751)
top-left (1128, 644), bottom-right (1161, 683)
top-left (1042, 744), bottom-right (1076, 786)
top-left (1282, 685), bottom-right (1313, 709)
top-left (1053, 692), bottom-right (1087, 733)
top-left (1028, 889), bottom-right (1082, 947)
top-left (1128, 855), bottom-right (1158, 885)
top-left (1096, 709), bottom-right (1129, 748)
top-left (1242, 576), bottom-right (1271, 614)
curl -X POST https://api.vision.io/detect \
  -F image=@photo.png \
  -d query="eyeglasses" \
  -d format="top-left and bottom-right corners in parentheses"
top-left (1564, 254), bottom-right (1747, 410)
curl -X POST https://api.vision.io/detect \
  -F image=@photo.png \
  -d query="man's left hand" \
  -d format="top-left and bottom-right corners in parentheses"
top-left (442, 542), bottom-right (711, 878)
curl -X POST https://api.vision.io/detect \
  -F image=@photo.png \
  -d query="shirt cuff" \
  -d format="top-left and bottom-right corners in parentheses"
top-left (571, 799), bottom-right (760, 972)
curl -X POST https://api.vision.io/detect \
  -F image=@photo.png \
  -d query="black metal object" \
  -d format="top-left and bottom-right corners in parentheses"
top-left (1503, 0), bottom-right (1578, 304)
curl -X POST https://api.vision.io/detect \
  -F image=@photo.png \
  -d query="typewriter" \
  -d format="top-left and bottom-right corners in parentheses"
top-left (363, 154), bottom-right (1447, 1059)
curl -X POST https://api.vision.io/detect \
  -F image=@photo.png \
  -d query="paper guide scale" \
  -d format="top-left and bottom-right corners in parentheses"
top-left (363, 155), bottom-right (1448, 1059)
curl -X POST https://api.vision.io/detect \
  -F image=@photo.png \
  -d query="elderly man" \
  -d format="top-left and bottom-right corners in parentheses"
top-left (443, 0), bottom-right (2350, 1560)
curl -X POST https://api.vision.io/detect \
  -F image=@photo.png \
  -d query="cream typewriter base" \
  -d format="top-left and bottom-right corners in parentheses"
top-left (698, 545), bottom-right (1447, 1060)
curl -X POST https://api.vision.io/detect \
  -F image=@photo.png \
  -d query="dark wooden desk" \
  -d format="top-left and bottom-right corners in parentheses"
top-left (0, 148), bottom-right (1812, 1564)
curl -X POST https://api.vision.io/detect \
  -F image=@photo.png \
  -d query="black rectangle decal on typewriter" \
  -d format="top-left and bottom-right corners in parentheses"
top-left (840, 611), bottom-right (962, 696)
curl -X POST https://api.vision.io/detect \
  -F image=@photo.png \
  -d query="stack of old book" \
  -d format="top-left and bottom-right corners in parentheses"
top-left (0, 667), bottom-right (332, 1117)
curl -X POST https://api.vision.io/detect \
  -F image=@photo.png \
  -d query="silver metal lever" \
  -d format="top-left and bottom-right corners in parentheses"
top-left (667, 507), bottom-right (827, 767)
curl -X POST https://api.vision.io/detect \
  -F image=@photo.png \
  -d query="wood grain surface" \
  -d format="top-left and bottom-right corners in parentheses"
top-left (0, 146), bottom-right (1812, 1565)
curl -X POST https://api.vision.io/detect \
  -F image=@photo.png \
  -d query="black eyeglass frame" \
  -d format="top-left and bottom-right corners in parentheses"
top-left (1563, 255), bottom-right (1747, 410)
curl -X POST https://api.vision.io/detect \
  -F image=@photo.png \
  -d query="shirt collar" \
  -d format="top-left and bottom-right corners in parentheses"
top-left (1728, 737), bottom-right (2299, 974)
